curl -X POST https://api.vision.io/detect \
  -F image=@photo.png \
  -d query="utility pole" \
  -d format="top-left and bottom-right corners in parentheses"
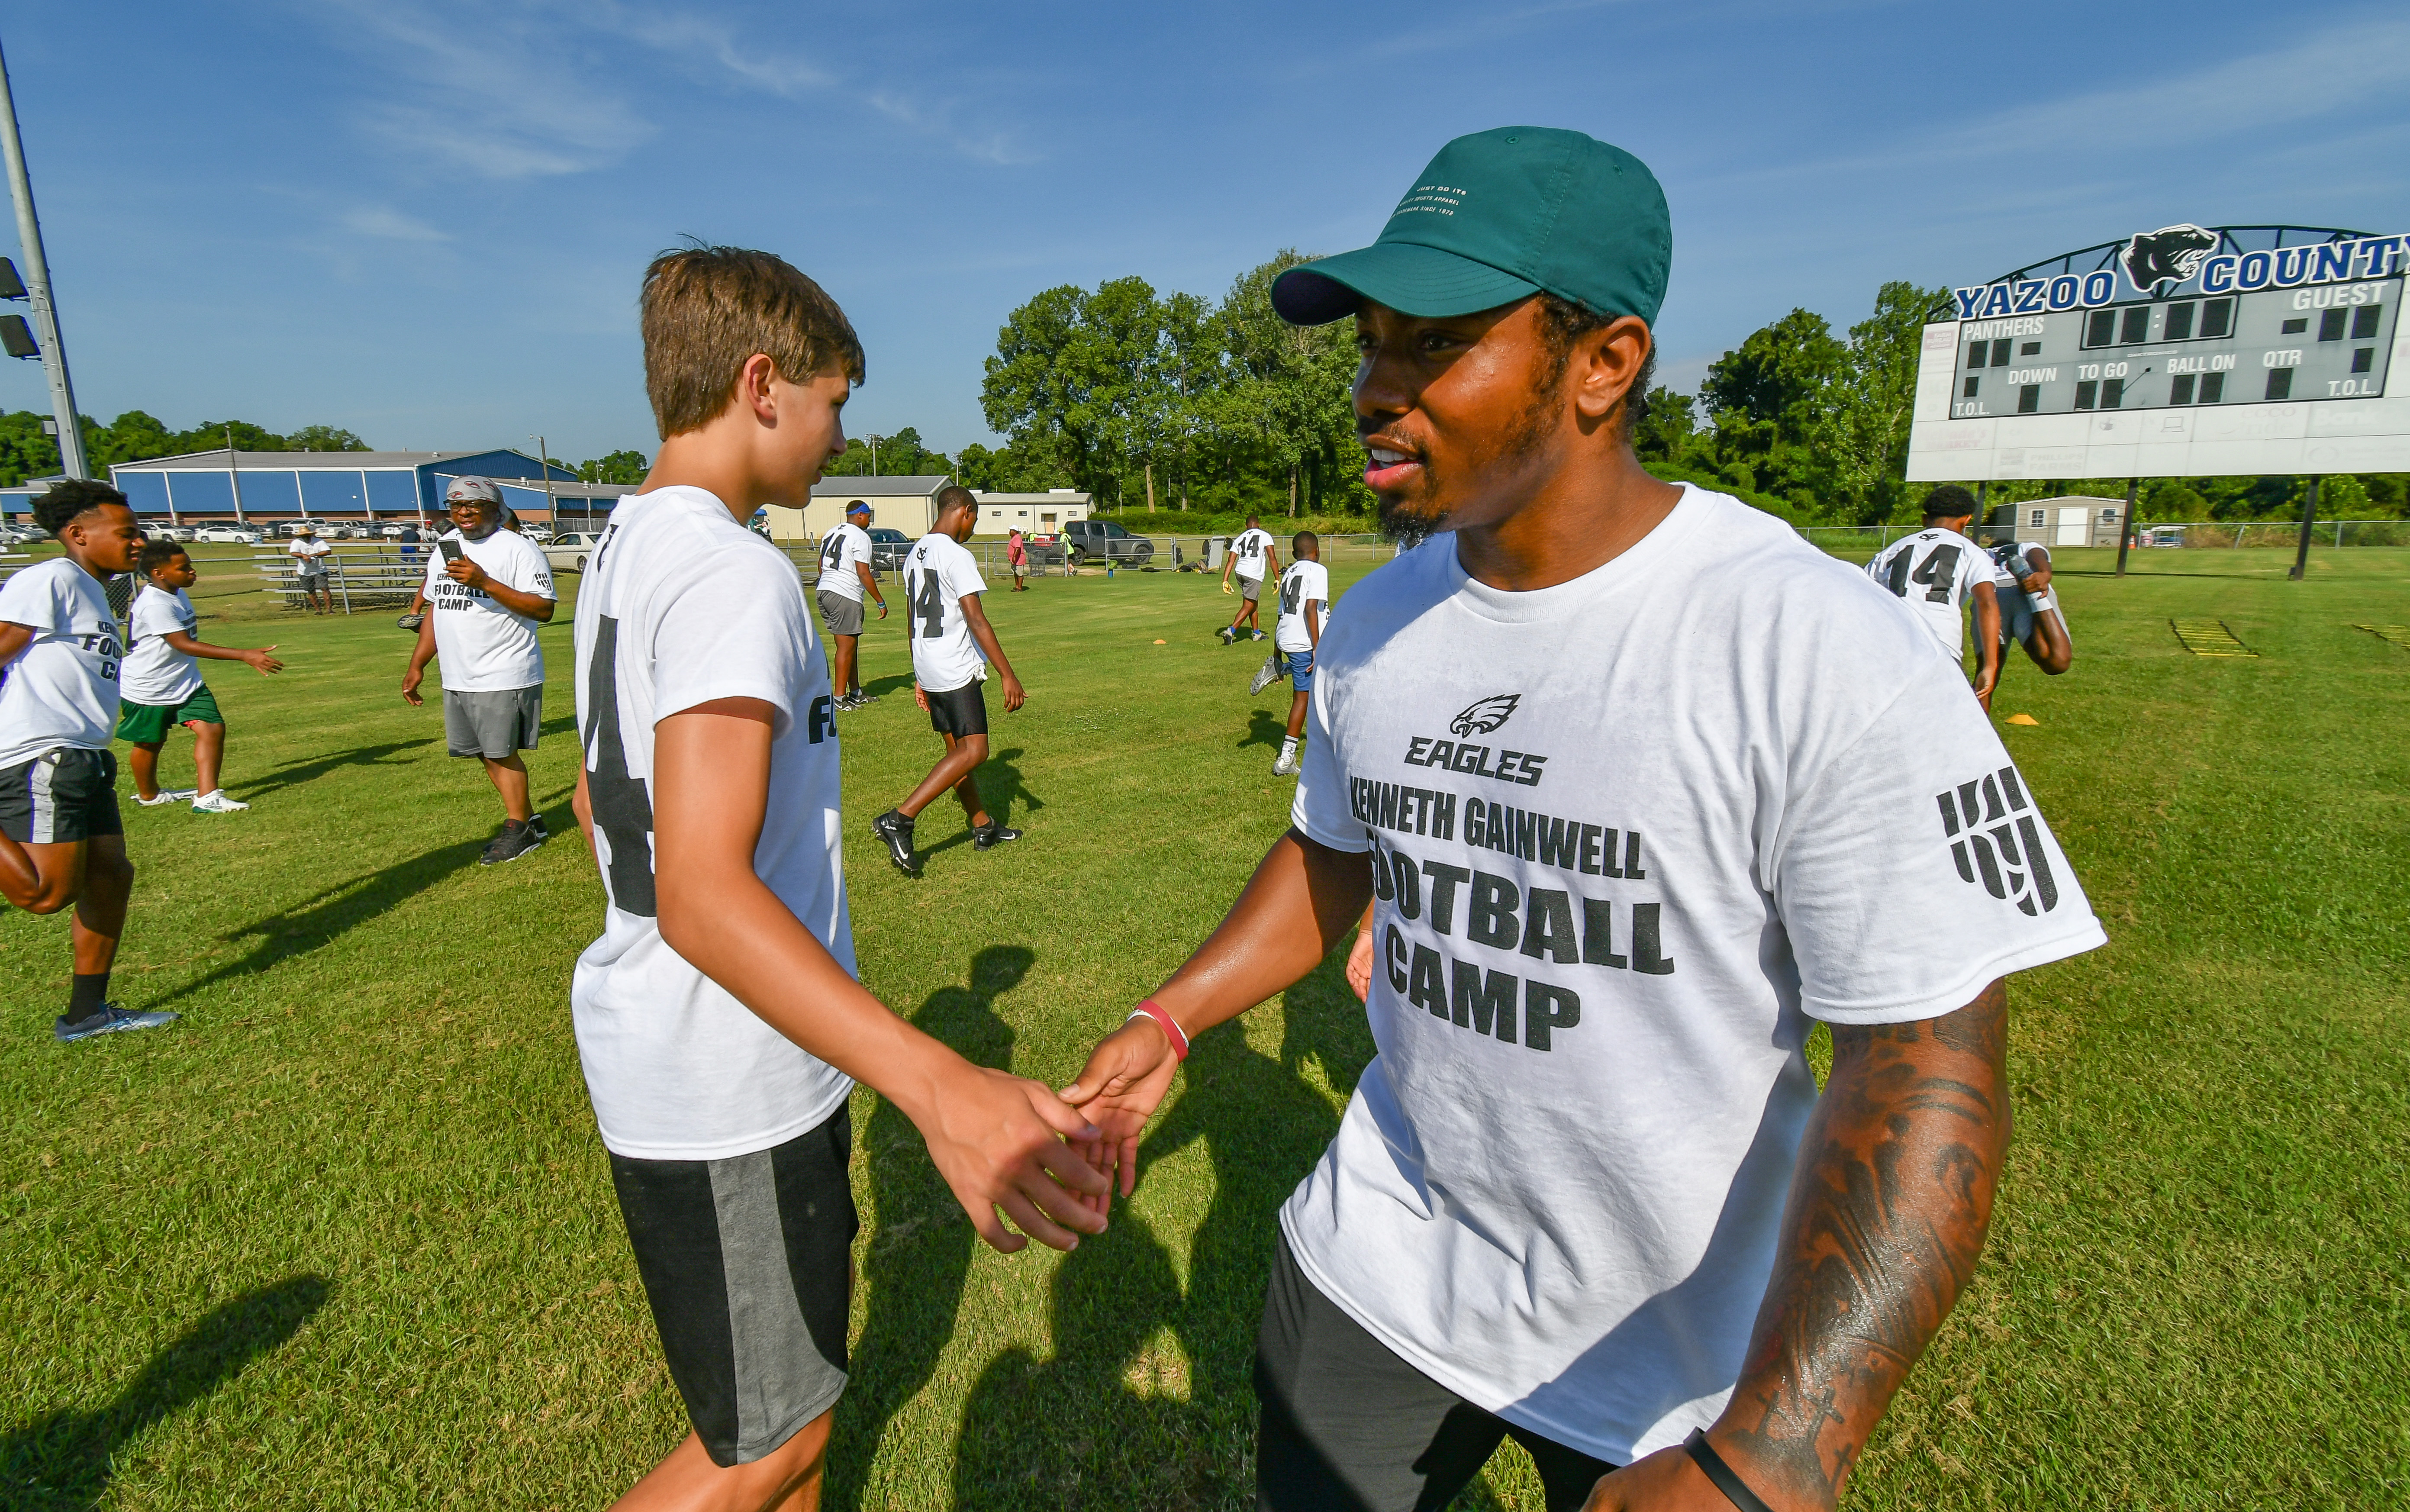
top-left (2114, 477), bottom-right (2136, 578)
top-left (2289, 476), bottom-right (2320, 581)
top-left (227, 424), bottom-right (248, 525)
top-left (0, 34), bottom-right (86, 479)
top-left (531, 434), bottom-right (558, 525)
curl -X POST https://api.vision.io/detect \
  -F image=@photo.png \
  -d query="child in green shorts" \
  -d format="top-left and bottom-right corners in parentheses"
top-left (116, 541), bottom-right (283, 812)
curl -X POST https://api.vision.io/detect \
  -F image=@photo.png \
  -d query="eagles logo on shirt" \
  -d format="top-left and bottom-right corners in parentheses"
top-left (1938, 764), bottom-right (2060, 916)
top-left (1451, 694), bottom-right (1520, 737)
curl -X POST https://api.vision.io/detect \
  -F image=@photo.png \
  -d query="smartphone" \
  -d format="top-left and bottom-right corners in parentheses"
top-left (438, 539), bottom-right (464, 564)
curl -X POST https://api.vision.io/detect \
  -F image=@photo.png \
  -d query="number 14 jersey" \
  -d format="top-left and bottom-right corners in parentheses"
top-left (1864, 528), bottom-right (1994, 660)
top-left (903, 532), bottom-right (990, 692)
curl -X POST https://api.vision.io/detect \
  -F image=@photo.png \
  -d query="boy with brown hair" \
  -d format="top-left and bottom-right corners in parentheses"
top-left (571, 245), bottom-right (1105, 1512)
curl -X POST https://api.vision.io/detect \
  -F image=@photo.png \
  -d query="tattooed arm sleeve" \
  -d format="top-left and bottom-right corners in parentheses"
top-left (1706, 978), bottom-right (2010, 1511)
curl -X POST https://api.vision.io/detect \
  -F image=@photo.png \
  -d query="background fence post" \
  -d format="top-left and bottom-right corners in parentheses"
top-left (2115, 477), bottom-right (2136, 578)
top-left (2289, 477), bottom-right (2319, 581)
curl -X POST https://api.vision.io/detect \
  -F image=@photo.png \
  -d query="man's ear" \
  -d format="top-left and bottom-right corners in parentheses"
top-left (1572, 316), bottom-right (1652, 426)
top-left (739, 352), bottom-right (781, 423)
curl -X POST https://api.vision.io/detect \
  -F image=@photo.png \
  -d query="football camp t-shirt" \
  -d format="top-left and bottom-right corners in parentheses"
top-left (121, 584), bottom-right (205, 706)
top-left (424, 527), bottom-right (555, 692)
top-left (570, 485), bottom-right (856, 1161)
top-left (816, 522), bottom-right (872, 603)
top-left (1275, 558), bottom-right (1329, 654)
top-left (903, 532), bottom-right (989, 692)
top-left (1231, 526), bottom-right (1276, 582)
top-left (1864, 528), bottom-right (1994, 660)
top-left (288, 538), bottom-right (331, 574)
top-left (1283, 485), bottom-right (2106, 1464)
top-left (0, 557), bottom-right (121, 768)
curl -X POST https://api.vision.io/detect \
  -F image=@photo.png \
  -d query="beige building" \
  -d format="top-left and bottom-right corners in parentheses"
top-left (760, 476), bottom-right (951, 543)
top-left (973, 490), bottom-right (1091, 538)
top-left (1985, 495), bottom-right (2126, 549)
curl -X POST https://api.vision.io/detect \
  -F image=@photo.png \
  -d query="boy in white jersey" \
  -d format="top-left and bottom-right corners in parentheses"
top-left (571, 247), bottom-right (1104, 1510)
top-left (116, 540), bottom-right (284, 812)
top-left (1863, 485), bottom-right (2002, 707)
top-left (1219, 515), bottom-right (1280, 644)
top-left (1060, 129), bottom-right (2104, 1512)
top-left (1268, 531), bottom-right (1326, 778)
top-left (870, 484), bottom-right (1026, 874)
top-left (0, 480), bottom-right (178, 1042)
top-left (1989, 538), bottom-right (2073, 678)
top-left (815, 498), bottom-right (887, 709)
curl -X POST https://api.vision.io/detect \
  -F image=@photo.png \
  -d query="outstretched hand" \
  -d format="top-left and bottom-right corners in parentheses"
top-left (917, 1065), bottom-right (1112, 1254)
top-left (1579, 1444), bottom-right (1742, 1511)
top-left (1057, 1016), bottom-right (1183, 1213)
top-left (244, 646), bottom-right (284, 675)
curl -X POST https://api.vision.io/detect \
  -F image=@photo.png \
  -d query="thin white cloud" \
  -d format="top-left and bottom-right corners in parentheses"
top-left (339, 206), bottom-right (451, 242)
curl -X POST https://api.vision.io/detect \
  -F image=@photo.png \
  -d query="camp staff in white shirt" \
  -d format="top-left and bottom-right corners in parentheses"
top-left (1863, 487), bottom-right (2002, 707)
top-left (1061, 129), bottom-right (2104, 1512)
top-left (402, 475), bottom-right (557, 866)
top-left (813, 499), bottom-right (886, 708)
top-left (287, 526), bottom-right (334, 614)
top-left (1219, 515), bottom-right (1280, 644)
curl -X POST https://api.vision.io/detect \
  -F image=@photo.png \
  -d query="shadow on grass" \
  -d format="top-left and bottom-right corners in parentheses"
top-left (0, 1275), bottom-right (329, 1511)
top-left (234, 738), bottom-right (435, 800)
top-left (930, 947), bottom-right (1376, 1509)
top-left (862, 673), bottom-right (918, 700)
top-left (1239, 709), bottom-right (1286, 752)
top-left (149, 835), bottom-right (490, 1006)
top-left (917, 749), bottom-right (1046, 861)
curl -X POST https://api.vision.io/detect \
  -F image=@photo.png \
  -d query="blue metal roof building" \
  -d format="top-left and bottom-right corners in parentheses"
top-left (105, 447), bottom-right (583, 525)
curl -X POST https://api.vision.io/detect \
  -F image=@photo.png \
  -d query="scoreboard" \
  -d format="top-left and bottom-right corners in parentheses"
top-left (1906, 226), bottom-right (2410, 482)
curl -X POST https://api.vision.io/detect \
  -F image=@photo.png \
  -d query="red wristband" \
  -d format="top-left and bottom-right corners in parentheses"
top-left (1127, 999), bottom-right (1189, 1061)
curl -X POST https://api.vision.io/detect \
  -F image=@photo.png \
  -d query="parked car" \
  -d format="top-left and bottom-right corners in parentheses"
top-left (193, 525), bottom-right (263, 545)
top-left (866, 527), bottom-right (913, 571)
top-left (1060, 518), bottom-right (1153, 566)
top-left (518, 521), bottom-right (554, 544)
top-left (154, 525), bottom-right (197, 543)
top-left (543, 531), bottom-right (606, 573)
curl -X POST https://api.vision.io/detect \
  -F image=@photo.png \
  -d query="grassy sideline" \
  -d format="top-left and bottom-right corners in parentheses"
top-left (3, 542), bottom-right (2406, 1509)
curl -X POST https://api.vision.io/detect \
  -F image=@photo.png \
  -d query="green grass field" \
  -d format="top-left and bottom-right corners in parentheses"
top-left (3, 545), bottom-right (2406, 1509)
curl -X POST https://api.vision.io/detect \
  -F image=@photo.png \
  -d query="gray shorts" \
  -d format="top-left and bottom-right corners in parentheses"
top-left (1240, 574), bottom-right (1263, 603)
top-left (444, 685), bottom-right (542, 758)
top-left (818, 589), bottom-right (864, 638)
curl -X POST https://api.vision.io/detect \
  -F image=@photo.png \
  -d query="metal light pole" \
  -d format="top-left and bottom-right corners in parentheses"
top-left (0, 33), bottom-right (86, 479)
top-left (226, 423), bottom-right (248, 525)
top-left (2289, 476), bottom-right (2320, 581)
top-left (2114, 477), bottom-right (2136, 578)
top-left (531, 434), bottom-right (557, 524)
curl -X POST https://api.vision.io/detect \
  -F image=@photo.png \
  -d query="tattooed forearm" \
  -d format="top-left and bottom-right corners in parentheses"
top-left (1709, 978), bottom-right (2010, 1510)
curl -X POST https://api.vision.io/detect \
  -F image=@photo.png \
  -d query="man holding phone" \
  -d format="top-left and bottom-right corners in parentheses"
top-left (403, 476), bottom-right (557, 865)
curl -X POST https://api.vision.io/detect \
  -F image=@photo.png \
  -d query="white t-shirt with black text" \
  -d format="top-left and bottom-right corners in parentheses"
top-left (1230, 526), bottom-right (1276, 582)
top-left (1283, 485), bottom-right (2106, 1464)
top-left (423, 527), bottom-right (555, 692)
top-left (903, 531), bottom-right (989, 693)
top-left (121, 584), bottom-right (205, 706)
top-left (816, 522), bottom-right (872, 603)
top-left (570, 485), bottom-right (856, 1161)
top-left (0, 557), bottom-right (120, 768)
top-left (1864, 528), bottom-right (1994, 660)
top-left (1275, 558), bottom-right (1329, 654)
top-left (289, 538), bottom-right (331, 575)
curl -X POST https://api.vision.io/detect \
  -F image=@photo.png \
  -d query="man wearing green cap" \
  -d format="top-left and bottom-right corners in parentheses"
top-left (1060, 129), bottom-right (2104, 1512)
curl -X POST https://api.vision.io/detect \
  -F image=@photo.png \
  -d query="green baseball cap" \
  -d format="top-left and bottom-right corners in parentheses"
top-left (1272, 127), bottom-right (1670, 329)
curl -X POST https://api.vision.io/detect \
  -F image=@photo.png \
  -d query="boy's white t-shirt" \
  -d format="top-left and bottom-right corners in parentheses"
top-left (1231, 526), bottom-right (1276, 582)
top-left (1864, 527), bottom-right (1994, 659)
top-left (569, 485), bottom-right (856, 1161)
top-left (1283, 485), bottom-right (2106, 1464)
top-left (1275, 558), bottom-right (1329, 654)
top-left (423, 528), bottom-right (555, 692)
top-left (0, 557), bottom-right (120, 768)
top-left (121, 584), bottom-right (205, 706)
top-left (816, 522), bottom-right (872, 603)
top-left (903, 531), bottom-right (989, 692)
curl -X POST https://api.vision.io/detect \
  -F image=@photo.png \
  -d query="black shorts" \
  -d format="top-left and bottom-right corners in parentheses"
top-left (0, 748), bottom-right (124, 845)
top-left (608, 1103), bottom-right (858, 1467)
top-left (924, 680), bottom-right (988, 737)
top-left (1254, 1232), bottom-right (1617, 1512)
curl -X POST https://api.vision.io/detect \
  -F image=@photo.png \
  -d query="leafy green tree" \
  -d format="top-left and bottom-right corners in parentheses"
top-left (824, 426), bottom-right (951, 478)
top-left (577, 449), bottom-right (650, 484)
top-left (1828, 282), bottom-right (1945, 523)
top-left (1217, 251), bottom-right (1360, 518)
top-left (287, 424), bottom-right (370, 451)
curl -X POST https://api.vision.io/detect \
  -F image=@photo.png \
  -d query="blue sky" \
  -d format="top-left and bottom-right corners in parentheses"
top-left (5, 0), bottom-right (2408, 464)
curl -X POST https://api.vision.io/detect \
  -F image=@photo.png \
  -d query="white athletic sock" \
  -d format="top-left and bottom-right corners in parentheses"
top-left (1280, 737), bottom-right (1299, 758)
top-left (2028, 590), bottom-right (2056, 614)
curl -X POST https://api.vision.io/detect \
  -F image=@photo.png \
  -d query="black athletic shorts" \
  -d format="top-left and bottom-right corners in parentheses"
top-left (924, 680), bottom-right (988, 737)
top-left (0, 748), bottom-right (124, 845)
top-left (608, 1103), bottom-right (858, 1467)
top-left (1254, 1232), bottom-right (1617, 1512)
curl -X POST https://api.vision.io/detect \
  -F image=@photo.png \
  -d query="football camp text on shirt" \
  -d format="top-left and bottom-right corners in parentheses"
top-left (422, 529), bottom-right (556, 692)
top-left (1278, 486), bottom-right (2104, 1466)
top-left (0, 557), bottom-right (122, 768)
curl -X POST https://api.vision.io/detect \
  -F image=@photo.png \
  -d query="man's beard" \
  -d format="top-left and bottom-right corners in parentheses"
top-left (1371, 380), bottom-right (1558, 551)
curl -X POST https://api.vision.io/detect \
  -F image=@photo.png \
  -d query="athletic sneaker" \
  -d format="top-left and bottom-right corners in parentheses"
top-left (1251, 629), bottom-right (1267, 642)
top-left (1273, 746), bottom-right (1302, 777)
top-left (1218, 626), bottom-right (1236, 645)
top-left (54, 1003), bottom-right (180, 1043)
top-left (849, 690), bottom-right (880, 705)
top-left (190, 790), bottom-right (249, 813)
top-left (870, 808), bottom-right (917, 875)
top-left (528, 813), bottom-right (551, 842)
top-left (138, 789), bottom-right (198, 807)
top-left (1250, 654), bottom-right (1287, 696)
top-left (973, 822), bottom-right (1023, 850)
top-left (480, 819), bottom-right (544, 866)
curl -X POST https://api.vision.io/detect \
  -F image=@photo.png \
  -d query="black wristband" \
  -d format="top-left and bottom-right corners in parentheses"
top-left (1684, 1429), bottom-right (1776, 1512)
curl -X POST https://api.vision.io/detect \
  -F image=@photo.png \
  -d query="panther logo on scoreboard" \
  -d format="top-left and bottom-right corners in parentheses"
top-left (2122, 224), bottom-right (2218, 291)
